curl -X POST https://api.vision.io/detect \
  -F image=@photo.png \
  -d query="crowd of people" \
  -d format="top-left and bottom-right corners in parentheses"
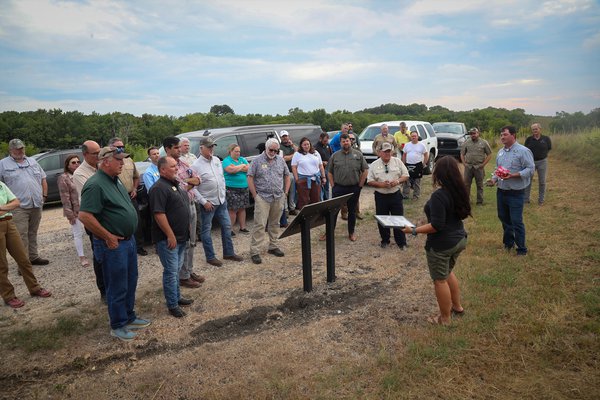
top-left (0, 121), bottom-right (548, 338)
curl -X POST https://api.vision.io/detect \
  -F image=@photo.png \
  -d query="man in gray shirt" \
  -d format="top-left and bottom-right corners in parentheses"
top-left (487, 125), bottom-right (534, 256)
top-left (191, 137), bottom-right (243, 267)
top-left (0, 139), bottom-right (49, 265)
top-left (247, 138), bottom-right (291, 264)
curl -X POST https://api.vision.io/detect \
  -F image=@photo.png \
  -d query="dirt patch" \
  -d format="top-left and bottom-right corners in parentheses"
top-left (0, 183), bottom-right (437, 399)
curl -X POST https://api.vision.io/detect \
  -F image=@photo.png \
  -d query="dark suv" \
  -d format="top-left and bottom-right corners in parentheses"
top-left (31, 148), bottom-right (83, 203)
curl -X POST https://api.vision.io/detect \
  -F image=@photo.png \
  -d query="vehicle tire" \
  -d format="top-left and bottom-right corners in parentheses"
top-left (424, 151), bottom-right (435, 175)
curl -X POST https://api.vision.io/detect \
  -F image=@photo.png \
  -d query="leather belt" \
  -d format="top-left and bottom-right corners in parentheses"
top-left (0, 216), bottom-right (13, 221)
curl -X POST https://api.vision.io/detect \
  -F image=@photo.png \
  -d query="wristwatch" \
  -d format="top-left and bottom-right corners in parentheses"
top-left (411, 227), bottom-right (418, 236)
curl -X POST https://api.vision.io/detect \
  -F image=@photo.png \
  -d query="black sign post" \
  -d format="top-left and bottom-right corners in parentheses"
top-left (279, 193), bottom-right (353, 292)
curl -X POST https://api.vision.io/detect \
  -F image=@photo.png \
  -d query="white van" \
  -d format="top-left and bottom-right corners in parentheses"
top-left (358, 120), bottom-right (438, 174)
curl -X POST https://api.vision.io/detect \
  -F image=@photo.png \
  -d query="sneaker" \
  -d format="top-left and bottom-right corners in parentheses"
top-left (251, 254), bottom-right (262, 264)
top-left (224, 254), bottom-right (243, 262)
top-left (126, 318), bottom-right (152, 330)
top-left (267, 248), bottom-right (285, 257)
top-left (239, 228), bottom-right (250, 234)
top-left (178, 297), bottom-right (194, 306)
top-left (169, 307), bottom-right (187, 318)
top-left (111, 327), bottom-right (136, 341)
top-left (31, 258), bottom-right (50, 266)
top-left (207, 258), bottom-right (223, 267)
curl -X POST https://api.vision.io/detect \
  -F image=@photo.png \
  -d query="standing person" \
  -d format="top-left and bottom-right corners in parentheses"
top-left (247, 138), bottom-right (290, 265)
top-left (149, 157), bottom-right (194, 318)
top-left (367, 142), bottom-right (410, 248)
top-left (179, 137), bottom-right (197, 167)
top-left (402, 131), bottom-right (429, 200)
top-left (142, 146), bottom-right (161, 191)
top-left (292, 137), bottom-right (325, 210)
top-left (486, 125), bottom-right (535, 256)
top-left (0, 139), bottom-right (49, 265)
top-left (329, 123), bottom-right (349, 154)
top-left (341, 130), bottom-right (364, 220)
top-left (524, 123), bottom-right (552, 205)
top-left (327, 133), bottom-right (369, 242)
top-left (222, 143), bottom-right (250, 234)
top-left (314, 132), bottom-right (331, 200)
top-left (73, 140), bottom-right (105, 302)
top-left (79, 147), bottom-right (151, 341)
top-left (402, 156), bottom-right (471, 325)
top-left (58, 154), bottom-right (89, 267)
top-left (0, 180), bottom-right (52, 308)
top-left (394, 121), bottom-right (411, 155)
top-left (460, 128), bottom-right (492, 205)
top-left (163, 137), bottom-right (203, 288)
top-left (108, 137), bottom-right (146, 257)
top-left (348, 122), bottom-right (361, 149)
top-left (191, 137), bottom-right (243, 267)
top-left (372, 124), bottom-right (399, 155)
top-left (279, 131), bottom-right (297, 228)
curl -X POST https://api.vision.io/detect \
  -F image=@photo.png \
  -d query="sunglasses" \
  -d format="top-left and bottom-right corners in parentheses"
top-left (384, 164), bottom-right (389, 174)
top-left (268, 148), bottom-right (279, 153)
top-left (70, 160), bottom-right (81, 165)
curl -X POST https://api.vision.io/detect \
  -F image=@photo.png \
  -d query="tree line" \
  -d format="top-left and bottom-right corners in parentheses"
top-left (0, 105), bottom-right (597, 154)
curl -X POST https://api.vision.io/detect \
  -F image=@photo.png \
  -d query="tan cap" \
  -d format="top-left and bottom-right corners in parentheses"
top-left (98, 146), bottom-right (129, 160)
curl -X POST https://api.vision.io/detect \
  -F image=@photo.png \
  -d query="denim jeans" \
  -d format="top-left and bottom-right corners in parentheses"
top-left (93, 237), bottom-right (138, 329)
top-left (156, 240), bottom-right (186, 309)
top-left (496, 189), bottom-right (527, 254)
top-left (200, 201), bottom-right (235, 261)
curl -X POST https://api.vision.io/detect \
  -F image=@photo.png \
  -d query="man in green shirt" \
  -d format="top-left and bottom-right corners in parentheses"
top-left (460, 128), bottom-right (492, 205)
top-left (79, 147), bottom-right (150, 342)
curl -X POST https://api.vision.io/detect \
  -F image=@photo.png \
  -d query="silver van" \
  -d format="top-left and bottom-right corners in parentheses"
top-left (173, 124), bottom-right (323, 161)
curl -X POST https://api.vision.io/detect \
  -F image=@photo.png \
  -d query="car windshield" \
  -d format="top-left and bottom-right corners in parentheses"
top-left (359, 126), bottom-right (400, 141)
top-left (433, 123), bottom-right (464, 135)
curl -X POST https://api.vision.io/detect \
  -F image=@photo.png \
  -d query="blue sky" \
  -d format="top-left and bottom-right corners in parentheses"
top-left (0, 0), bottom-right (598, 117)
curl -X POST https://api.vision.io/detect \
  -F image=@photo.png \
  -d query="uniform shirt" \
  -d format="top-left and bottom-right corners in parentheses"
top-left (524, 135), bottom-right (552, 161)
top-left (314, 141), bottom-right (331, 163)
top-left (191, 155), bottom-right (226, 206)
top-left (142, 163), bottom-right (160, 191)
top-left (280, 143), bottom-right (295, 171)
top-left (371, 134), bottom-right (399, 154)
top-left (80, 169), bottom-right (138, 238)
top-left (328, 148), bottom-right (368, 186)
top-left (461, 137), bottom-right (492, 165)
top-left (367, 157), bottom-right (409, 194)
top-left (117, 158), bottom-right (139, 194)
top-left (493, 142), bottom-right (535, 190)
top-left (0, 181), bottom-right (17, 219)
top-left (0, 156), bottom-right (46, 209)
top-left (149, 176), bottom-right (191, 243)
top-left (247, 152), bottom-right (289, 203)
top-left (222, 155), bottom-right (249, 188)
top-left (403, 142), bottom-right (428, 164)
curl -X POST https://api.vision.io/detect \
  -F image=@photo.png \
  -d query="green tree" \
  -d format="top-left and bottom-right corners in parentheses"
top-left (209, 104), bottom-right (235, 116)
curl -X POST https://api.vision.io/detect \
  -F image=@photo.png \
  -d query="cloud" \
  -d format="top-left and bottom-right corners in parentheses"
top-left (582, 31), bottom-right (600, 48)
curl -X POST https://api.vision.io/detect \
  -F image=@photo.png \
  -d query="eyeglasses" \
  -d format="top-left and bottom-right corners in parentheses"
top-left (384, 164), bottom-right (389, 174)
top-left (70, 160), bottom-right (81, 165)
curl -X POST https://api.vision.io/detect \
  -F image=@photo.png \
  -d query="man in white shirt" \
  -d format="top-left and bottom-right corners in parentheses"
top-left (191, 137), bottom-right (243, 267)
top-left (402, 131), bottom-right (429, 200)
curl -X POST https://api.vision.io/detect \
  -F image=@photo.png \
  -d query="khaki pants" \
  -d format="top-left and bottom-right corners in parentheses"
top-left (0, 218), bottom-right (41, 301)
top-left (463, 164), bottom-right (485, 204)
top-left (180, 202), bottom-right (197, 280)
top-left (11, 207), bottom-right (42, 261)
top-left (251, 195), bottom-right (284, 256)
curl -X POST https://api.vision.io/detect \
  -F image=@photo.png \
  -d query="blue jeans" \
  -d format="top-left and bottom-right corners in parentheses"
top-left (496, 189), bottom-right (527, 254)
top-left (200, 201), bottom-right (235, 261)
top-left (321, 174), bottom-right (330, 201)
top-left (93, 237), bottom-right (138, 329)
top-left (156, 240), bottom-right (186, 309)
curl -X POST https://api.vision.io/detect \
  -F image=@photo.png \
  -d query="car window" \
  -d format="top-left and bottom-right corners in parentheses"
top-left (417, 125), bottom-right (427, 141)
top-left (239, 132), bottom-right (273, 158)
top-left (37, 154), bottom-right (61, 171)
top-left (425, 123), bottom-right (436, 137)
top-left (189, 139), bottom-right (200, 158)
top-left (213, 135), bottom-right (238, 160)
top-left (359, 126), bottom-right (384, 141)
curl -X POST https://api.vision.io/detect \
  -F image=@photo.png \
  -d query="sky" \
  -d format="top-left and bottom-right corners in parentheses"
top-left (0, 0), bottom-right (599, 118)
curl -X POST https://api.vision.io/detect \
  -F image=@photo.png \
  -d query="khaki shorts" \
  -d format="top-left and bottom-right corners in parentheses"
top-left (426, 237), bottom-right (467, 281)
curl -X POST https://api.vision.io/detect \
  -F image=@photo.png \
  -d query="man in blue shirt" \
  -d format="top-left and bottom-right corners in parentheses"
top-left (487, 126), bottom-right (535, 256)
top-left (329, 123), bottom-right (350, 153)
